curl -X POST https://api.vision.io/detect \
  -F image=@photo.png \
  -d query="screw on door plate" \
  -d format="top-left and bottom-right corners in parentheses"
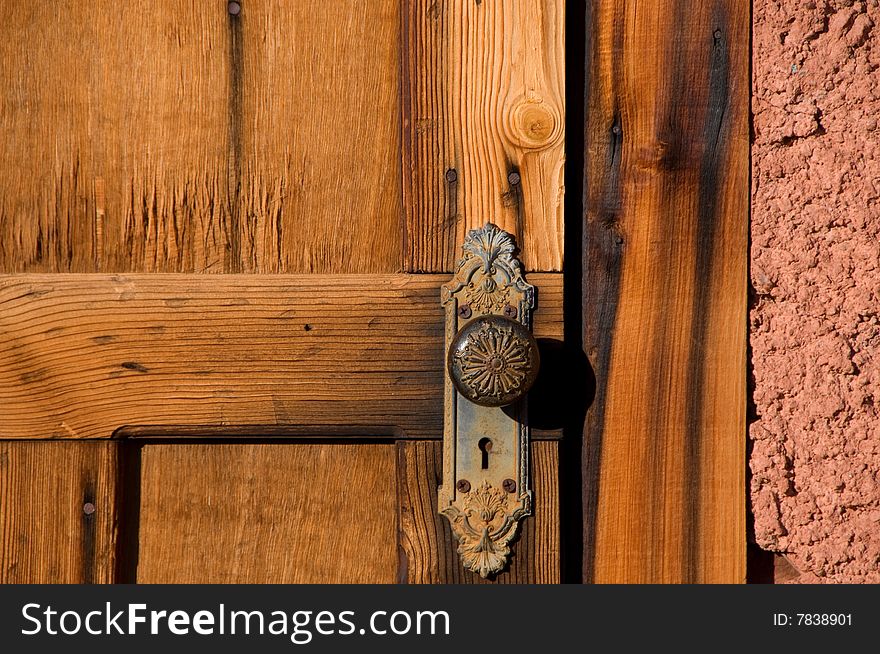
top-left (456, 479), bottom-right (471, 493)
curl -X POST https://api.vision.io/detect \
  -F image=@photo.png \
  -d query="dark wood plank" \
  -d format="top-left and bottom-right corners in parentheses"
top-left (398, 440), bottom-right (559, 583)
top-left (581, 0), bottom-right (748, 583)
top-left (0, 442), bottom-right (119, 583)
top-left (0, 273), bottom-right (562, 440)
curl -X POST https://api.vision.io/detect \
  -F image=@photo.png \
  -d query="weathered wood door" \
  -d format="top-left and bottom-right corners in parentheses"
top-left (1, 1), bottom-right (749, 584)
top-left (0, 0), bottom-right (566, 583)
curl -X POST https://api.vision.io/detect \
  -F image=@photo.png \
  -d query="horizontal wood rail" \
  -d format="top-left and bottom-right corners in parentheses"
top-left (0, 274), bottom-right (562, 440)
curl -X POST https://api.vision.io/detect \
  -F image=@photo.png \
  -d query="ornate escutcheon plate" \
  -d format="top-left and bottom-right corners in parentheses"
top-left (438, 223), bottom-right (536, 578)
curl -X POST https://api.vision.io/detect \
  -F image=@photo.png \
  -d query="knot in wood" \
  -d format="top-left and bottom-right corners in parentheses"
top-left (507, 97), bottom-right (562, 150)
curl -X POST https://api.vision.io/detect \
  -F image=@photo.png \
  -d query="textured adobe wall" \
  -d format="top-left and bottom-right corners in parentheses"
top-left (751, 0), bottom-right (880, 582)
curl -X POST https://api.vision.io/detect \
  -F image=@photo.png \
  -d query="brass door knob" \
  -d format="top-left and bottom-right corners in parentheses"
top-left (447, 315), bottom-right (540, 407)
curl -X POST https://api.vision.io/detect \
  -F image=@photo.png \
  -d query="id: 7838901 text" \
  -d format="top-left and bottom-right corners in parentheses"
top-left (773, 613), bottom-right (852, 626)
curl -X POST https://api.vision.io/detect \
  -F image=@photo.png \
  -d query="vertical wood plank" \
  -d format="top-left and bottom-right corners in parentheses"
top-left (0, 3), bottom-right (97, 273)
top-left (136, 443), bottom-right (398, 583)
top-left (0, 1), bottom-right (234, 274)
top-left (0, 442), bottom-right (119, 583)
top-left (398, 440), bottom-right (559, 583)
top-left (582, 0), bottom-right (748, 583)
top-left (92, 2), bottom-right (234, 273)
top-left (238, 0), bottom-right (403, 274)
top-left (402, 0), bottom-right (565, 272)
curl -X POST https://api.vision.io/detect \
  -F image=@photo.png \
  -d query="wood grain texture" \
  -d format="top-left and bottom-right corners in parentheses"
top-left (237, 0), bottom-right (402, 274)
top-left (582, 0), bottom-right (748, 583)
top-left (136, 443), bottom-right (397, 583)
top-left (398, 440), bottom-right (559, 583)
top-left (0, 0), bottom-right (402, 274)
top-left (0, 1), bottom-right (232, 273)
top-left (0, 273), bottom-right (562, 440)
top-left (0, 0), bottom-right (563, 275)
top-left (402, 0), bottom-right (565, 272)
top-left (0, 442), bottom-right (119, 583)
top-left (0, 1), bottom-right (567, 585)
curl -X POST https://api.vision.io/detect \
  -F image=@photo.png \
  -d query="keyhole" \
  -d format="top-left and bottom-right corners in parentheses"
top-left (478, 438), bottom-right (493, 470)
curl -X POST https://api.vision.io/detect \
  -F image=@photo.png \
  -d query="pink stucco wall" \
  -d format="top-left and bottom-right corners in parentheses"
top-left (751, 0), bottom-right (880, 582)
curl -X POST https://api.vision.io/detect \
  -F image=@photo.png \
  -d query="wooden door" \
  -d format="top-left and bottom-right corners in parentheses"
top-left (0, 0), bottom-right (565, 584)
top-left (0, 1), bottom-right (749, 584)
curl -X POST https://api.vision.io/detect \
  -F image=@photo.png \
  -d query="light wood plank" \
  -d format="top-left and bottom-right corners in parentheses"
top-left (0, 273), bottom-right (562, 440)
top-left (0, 442), bottom-right (119, 583)
top-left (398, 440), bottom-right (559, 583)
top-left (136, 443), bottom-right (397, 583)
top-left (582, 0), bottom-right (748, 583)
top-left (402, 0), bottom-right (565, 272)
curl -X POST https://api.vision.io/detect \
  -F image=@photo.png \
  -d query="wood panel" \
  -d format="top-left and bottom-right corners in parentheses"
top-left (402, 0), bottom-right (565, 272)
top-left (582, 0), bottom-right (748, 582)
top-left (398, 440), bottom-right (559, 583)
top-left (0, 273), bottom-right (562, 440)
top-left (1, 1), bottom-right (564, 275)
top-left (0, 0), bottom-right (402, 275)
top-left (136, 443), bottom-right (397, 583)
top-left (237, 0), bottom-right (402, 274)
top-left (0, 1), bottom-right (233, 274)
top-left (0, 442), bottom-right (119, 583)
top-left (0, 1), bottom-right (567, 586)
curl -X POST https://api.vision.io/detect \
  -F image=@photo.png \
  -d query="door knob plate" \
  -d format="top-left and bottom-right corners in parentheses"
top-left (438, 223), bottom-right (536, 578)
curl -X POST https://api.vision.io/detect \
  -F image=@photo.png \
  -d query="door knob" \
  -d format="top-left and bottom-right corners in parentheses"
top-left (447, 315), bottom-right (540, 407)
top-left (438, 223), bottom-right (536, 578)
